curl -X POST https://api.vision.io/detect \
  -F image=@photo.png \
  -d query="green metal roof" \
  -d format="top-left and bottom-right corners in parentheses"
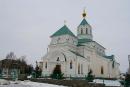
top-left (77, 44), bottom-right (85, 47)
top-left (104, 55), bottom-right (114, 60)
top-left (79, 19), bottom-right (88, 26)
top-left (51, 25), bottom-right (76, 37)
top-left (78, 39), bottom-right (92, 44)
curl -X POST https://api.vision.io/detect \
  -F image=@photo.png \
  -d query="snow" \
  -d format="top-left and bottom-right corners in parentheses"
top-left (0, 80), bottom-right (67, 87)
top-left (20, 81), bottom-right (67, 87)
top-left (0, 79), bottom-right (121, 87)
top-left (0, 79), bottom-right (10, 85)
top-left (94, 79), bottom-right (121, 86)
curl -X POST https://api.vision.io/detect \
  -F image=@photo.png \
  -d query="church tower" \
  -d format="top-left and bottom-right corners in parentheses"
top-left (77, 10), bottom-right (93, 40)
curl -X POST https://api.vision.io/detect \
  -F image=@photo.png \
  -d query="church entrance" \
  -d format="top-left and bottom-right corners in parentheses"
top-left (54, 65), bottom-right (61, 74)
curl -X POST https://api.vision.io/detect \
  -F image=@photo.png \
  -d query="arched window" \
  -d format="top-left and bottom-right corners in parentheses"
top-left (78, 63), bottom-right (80, 74)
top-left (81, 28), bottom-right (83, 34)
top-left (57, 57), bottom-right (60, 61)
top-left (45, 62), bottom-right (47, 69)
top-left (101, 66), bottom-right (104, 74)
top-left (86, 28), bottom-right (88, 34)
top-left (70, 60), bottom-right (72, 69)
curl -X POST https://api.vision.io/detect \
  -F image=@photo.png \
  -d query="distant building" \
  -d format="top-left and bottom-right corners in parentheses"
top-left (0, 59), bottom-right (20, 79)
top-left (0, 53), bottom-right (32, 79)
top-left (39, 10), bottom-right (120, 79)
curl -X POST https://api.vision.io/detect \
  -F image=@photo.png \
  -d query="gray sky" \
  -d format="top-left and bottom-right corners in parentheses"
top-left (0, 0), bottom-right (130, 73)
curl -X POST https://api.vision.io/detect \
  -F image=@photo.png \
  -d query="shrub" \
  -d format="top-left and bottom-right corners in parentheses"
top-left (86, 70), bottom-right (94, 82)
top-left (51, 65), bottom-right (64, 79)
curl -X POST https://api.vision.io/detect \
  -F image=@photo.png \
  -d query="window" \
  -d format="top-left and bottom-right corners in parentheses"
top-left (101, 66), bottom-right (104, 74)
top-left (66, 38), bottom-right (69, 41)
top-left (57, 38), bottom-right (60, 43)
top-left (70, 61), bottom-right (72, 69)
top-left (81, 28), bottom-right (83, 34)
top-left (112, 61), bottom-right (115, 68)
top-left (86, 28), bottom-right (88, 34)
top-left (78, 63), bottom-right (80, 74)
top-left (57, 57), bottom-right (60, 61)
top-left (45, 62), bottom-right (47, 69)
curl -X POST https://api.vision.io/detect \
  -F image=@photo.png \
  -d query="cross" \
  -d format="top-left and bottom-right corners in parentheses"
top-left (64, 20), bottom-right (67, 25)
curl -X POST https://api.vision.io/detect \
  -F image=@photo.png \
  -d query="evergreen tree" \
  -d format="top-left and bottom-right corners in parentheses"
top-left (125, 73), bottom-right (130, 87)
top-left (34, 61), bottom-right (42, 78)
top-left (51, 65), bottom-right (64, 79)
top-left (86, 70), bottom-right (94, 82)
top-left (25, 64), bottom-right (34, 75)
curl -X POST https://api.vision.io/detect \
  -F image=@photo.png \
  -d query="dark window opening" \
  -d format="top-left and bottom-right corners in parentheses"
top-left (78, 63), bottom-right (80, 74)
top-left (86, 28), bottom-right (88, 34)
top-left (70, 61), bottom-right (72, 69)
top-left (45, 62), bottom-right (47, 69)
top-left (81, 29), bottom-right (83, 34)
top-left (101, 66), bottom-right (104, 74)
top-left (57, 57), bottom-right (60, 61)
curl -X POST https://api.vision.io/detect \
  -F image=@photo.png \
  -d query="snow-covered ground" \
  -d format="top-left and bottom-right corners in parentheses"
top-left (0, 79), bottom-right (121, 87)
top-left (94, 79), bottom-right (121, 86)
top-left (0, 80), bottom-right (67, 87)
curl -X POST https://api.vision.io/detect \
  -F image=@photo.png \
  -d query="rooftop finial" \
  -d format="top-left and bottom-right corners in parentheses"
top-left (64, 20), bottom-right (67, 25)
top-left (82, 8), bottom-right (87, 18)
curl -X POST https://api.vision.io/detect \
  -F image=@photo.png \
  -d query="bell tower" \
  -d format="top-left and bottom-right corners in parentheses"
top-left (77, 9), bottom-right (93, 40)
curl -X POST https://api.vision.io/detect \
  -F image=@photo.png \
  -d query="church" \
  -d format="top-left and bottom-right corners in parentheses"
top-left (39, 10), bottom-right (120, 79)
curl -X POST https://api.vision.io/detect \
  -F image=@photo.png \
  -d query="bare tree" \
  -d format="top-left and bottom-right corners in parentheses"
top-left (6, 52), bottom-right (17, 59)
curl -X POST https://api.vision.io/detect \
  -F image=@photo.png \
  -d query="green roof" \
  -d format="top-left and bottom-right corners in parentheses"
top-left (104, 55), bottom-right (114, 60)
top-left (77, 44), bottom-right (85, 47)
top-left (79, 19), bottom-right (88, 26)
top-left (78, 39), bottom-right (92, 44)
top-left (51, 25), bottom-right (76, 37)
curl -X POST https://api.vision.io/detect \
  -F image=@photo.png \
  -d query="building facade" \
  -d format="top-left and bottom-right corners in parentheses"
top-left (0, 52), bottom-right (33, 79)
top-left (39, 11), bottom-right (120, 78)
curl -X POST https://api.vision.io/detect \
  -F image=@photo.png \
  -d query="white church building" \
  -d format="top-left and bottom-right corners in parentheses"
top-left (39, 10), bottom-right (120, 79)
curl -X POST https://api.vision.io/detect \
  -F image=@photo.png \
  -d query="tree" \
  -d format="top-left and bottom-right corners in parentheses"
top-left (25, 64), bottom-right (34, 75)
top-left (6, 52), bottom-right (16, 59)
top-left (34, 61), bottom-right (42, 78)
top-left (86, 70), bottom-right (94, 82)
top-left (16, 55), bottom-right (34, 75)
top-left (125, 73), bottom-right (130, 87)
top-left (51, 65), bottom-right (64, 79)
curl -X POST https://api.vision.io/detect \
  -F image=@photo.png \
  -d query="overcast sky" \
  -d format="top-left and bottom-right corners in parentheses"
top-left (0, 0), bottom-right (130, 73)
